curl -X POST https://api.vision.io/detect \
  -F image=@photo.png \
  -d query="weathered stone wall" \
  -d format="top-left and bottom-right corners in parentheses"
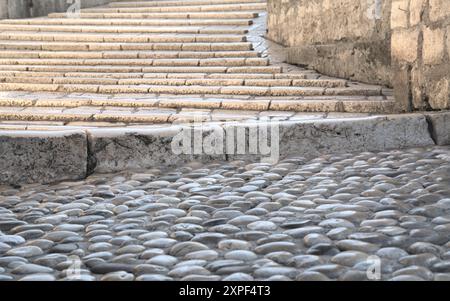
top-left (391, 0), bottom-right (450, 111)
top-left (0, 0), bottom-right (111, 19)
top-left (267, 0), bottom-right (393, 86)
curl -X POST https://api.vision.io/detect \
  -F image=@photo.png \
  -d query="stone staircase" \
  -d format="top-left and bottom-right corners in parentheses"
top-left (0, 0), bottom-right (396, 126)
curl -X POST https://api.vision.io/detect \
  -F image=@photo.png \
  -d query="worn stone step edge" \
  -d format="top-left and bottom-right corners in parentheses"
top-left (0, 18), bottom-right (254, 26)
top-left (1, 77), bottom-right (346, 88)
top-left (0, 71), bottom-right (308, 80)
top-left (0, 97), bottom-right (396, 113)
top-left (0, 33), bottom-right (247, 43)
top-left (1, 113), bottom-right (444, 185)
top-left (0, 66), bottom-right (283, 74)
top-left (0, 50), bottom-right (260, 59)
top-left (0, 25), bottom-right (249, 35)
top-left (82, 3), bottom-right (267, 13)
top-left (0, 57), bottom-right (268, 67)
top-left (0, 83), bottom-right (381, 96)
top-left (109, 0), bottom-right (267, 8)
top-left (0, 41), bottom-right (254, 51)
top-left (47, 12), bottom-right (260, 19)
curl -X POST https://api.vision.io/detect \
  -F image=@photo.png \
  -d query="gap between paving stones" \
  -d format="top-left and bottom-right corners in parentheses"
top-left (1, 112), bottom-right (449, 185)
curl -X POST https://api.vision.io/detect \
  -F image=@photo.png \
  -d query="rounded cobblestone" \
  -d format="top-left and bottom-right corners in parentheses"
top-left (1, 146), bottom-right (450, 280)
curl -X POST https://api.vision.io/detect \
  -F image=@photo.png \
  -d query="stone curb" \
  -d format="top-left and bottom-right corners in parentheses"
top-left (1, 112), bottom-right (447, 185)
top-left (0, 129), bottom-right (87, 185)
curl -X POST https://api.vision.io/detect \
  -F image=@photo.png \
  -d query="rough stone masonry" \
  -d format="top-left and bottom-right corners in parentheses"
top-left (391, 0), bottom-right (450, 111)
top-left (267, 0), bottom-right (450, 111)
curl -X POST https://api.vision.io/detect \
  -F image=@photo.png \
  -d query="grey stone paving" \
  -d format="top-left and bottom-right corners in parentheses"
top-left (1, 145), bottom-right (450, 281)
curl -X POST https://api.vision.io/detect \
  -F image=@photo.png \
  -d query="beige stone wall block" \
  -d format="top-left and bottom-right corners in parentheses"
top-left (409, 0), bottom-right (425, 26)
top-left (391, 29), bottom-right (419, 63)
top-left (429, 0), bottom-right (450, 22)
top-left (411, 66), bottom-right (426, 110)
top-left (429, 77), bottom-right (450, 109)
top-left (447, 25), bottom-right (450, 60)
top-left (423, 27), bottom-right (445, 65)
top-left (391, 0), bottom-right (410, 29)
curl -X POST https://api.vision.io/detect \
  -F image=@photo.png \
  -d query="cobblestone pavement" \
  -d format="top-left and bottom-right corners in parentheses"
top-left (1, 145), bottom-right (450, 281)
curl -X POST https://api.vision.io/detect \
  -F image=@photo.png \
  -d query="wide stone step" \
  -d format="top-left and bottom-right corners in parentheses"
top-left (0, 18), bottom-right (253, 27)
top-left (0, 65), bottom-right (281, 74)
top-left (0, 41), bottom-right (253, 51)
top-left (0, 50), bottom-right (259, 59)
top-left (0, 57), bottom-right (269, 66)
top-left (109, 0), bottom-right (267, 7)
top-left (0, 24), bottom-right (249, 35)
top-left (0, 97), bottom-right (397, 125)
top-left (0, 65), bottom-right (282, 74)
top-left (0, 32), bottom-right (246, 43)
top-left (47, 11), bottom-right (259, 19)
top-left (0, 106), bottom-right (176, 123)
top-left (82, 3), bottom-right (266, 13)
top-left (0, 70), bottom-right (309, 80)
top-left (1, 75), bottom-right (346, 88)
top-left (0, 83), bottom-right (380, 96)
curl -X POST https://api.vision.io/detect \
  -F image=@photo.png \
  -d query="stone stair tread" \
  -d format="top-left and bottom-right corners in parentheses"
top-left (82, 3), bottom-right (266, 13)
top-left (0, 50), bottom-right (260, 59)
top-left (0, 65), bottom-right (282, 73)
top-left (0, 41), bottom-right (254, 51)
top-left (0, 24), bottom-right (249, 35)
top-left (0, 99), bottom-right (395, 126)
top-left (0, 58), bottom-right (269, 67)
top-left (47, 12), bottom-right (259, 19)
top-left (0, 83), bottom-right (380, 97)
top-left (0, 32), bottom-right (247, 43)
top-left (109, 0), bottom-right (267, 7)
top-left (1, 76), bottom-right (347, 88)
top-left (0, 71), bottom-right (310, 80)
top-left (0, 18), bottom-right (254, 26)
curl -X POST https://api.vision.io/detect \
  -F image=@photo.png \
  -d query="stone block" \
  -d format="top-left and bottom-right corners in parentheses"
top-left (0, 0), bottom-right (8, 19)
top-left (7, 0), bottom-right (30, 19)
top-left (278, 114), bottom-right (434, 158)
top-left (447, 25), bottom-right (450, 60)
top-left (87, 127), bottom-right (226, 173)
top-left (429, 0), bottom-right (450, 22)
top-left (87, 114), bottom-right (434, 174)
top-left (0, 130), bottom-right (87, 184)
top-left (411, 66), bottom-right (427, 110)
top-left (428, 77), bottom-right (450, 109)
top-left (391, 0), bottom-right (410, 29)
top-left (409, 0), bottom-right (425, 26)
top-left (391, 29), bottom-right (419, 63)
top-left (425, 112), bottom-right (450, 145)
top-left (392, 64), bottom-right (412, 111)
top-left (423, 27), bottom-right (445, 65)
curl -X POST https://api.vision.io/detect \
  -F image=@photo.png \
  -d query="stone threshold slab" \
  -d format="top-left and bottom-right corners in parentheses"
top-left (1, 112), bottom-right (449, 185)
